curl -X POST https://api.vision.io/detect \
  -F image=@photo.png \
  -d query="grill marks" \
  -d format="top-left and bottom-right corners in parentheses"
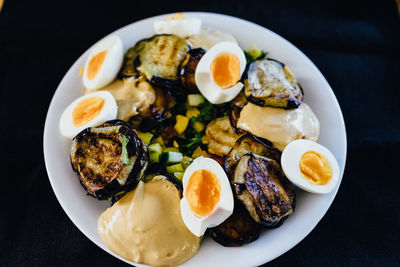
top-left (73, 135), bottom-right (124, 192)
top-left (70, 121), bottom-right (149, 200)
top-left (241, 155), bottom-right (294, 225)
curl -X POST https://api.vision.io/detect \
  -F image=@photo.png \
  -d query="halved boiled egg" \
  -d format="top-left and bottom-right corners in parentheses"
top-left (83, 35), bottom-right (123, 90)
top-left (153, 12), bottom-right (201, 37)
top-left (195, 42), bottom-right (246, 104)
top-left (180, 157), bottom-right (234, 237)
top-left (59, 91), bottom-right (118, 138)
top-left (281, 139), bottom-right (340, 194)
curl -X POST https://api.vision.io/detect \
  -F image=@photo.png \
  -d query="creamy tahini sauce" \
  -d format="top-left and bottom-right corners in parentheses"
top-left (98, 177), bottom-right (201, 266)
top-left (85, 76), bottom-right (155, 121)
top-left (237, 103), bottom-right (320, 151)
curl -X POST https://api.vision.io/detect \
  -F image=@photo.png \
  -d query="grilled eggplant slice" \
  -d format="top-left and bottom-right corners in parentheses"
top-left (119, 47), bottom-right (139, 78)
top-left (224, 134), bottom-right (280, 178)
top-left (209, 200), bottom-right (261, 246)
top-left (129, 87), bottom-right (175, 132)
top-left (179, 48), bottom-right (205, 93)
top-left (202, 116), bottom-right (242, 157)
top-left (70, 120), bottom-right (149, 200)
top-left (134, 34), bottom-right (189, 95)
top-left (229, 91), bottom-right (248, 131)
top-left (232, 153), bottom-right (295, 227)
top-left (244, 58), bottom-right (303, 109)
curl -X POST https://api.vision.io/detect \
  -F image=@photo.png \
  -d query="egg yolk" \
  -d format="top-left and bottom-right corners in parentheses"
top-left (87, 50), bottom-right (107, 80)
top-left (299, 151), bottom-right (332, 185)
top-left (210, 52), bottom-right (240, 89)
top-left (185, 169), bottom-right (221, 217)
top-left (72, 97), bottom-right (105, 127)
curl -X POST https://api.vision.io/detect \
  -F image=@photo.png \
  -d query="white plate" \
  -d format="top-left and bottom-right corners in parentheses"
top-left (43, 12), bottom-right (347, 267)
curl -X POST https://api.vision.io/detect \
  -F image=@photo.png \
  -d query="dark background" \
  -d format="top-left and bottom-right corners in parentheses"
top-left (1, 0), bottom-right (399, 266)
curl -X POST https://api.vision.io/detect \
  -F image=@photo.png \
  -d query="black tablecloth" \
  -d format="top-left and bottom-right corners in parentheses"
top-left (1, 0), bottom-right (399, 266)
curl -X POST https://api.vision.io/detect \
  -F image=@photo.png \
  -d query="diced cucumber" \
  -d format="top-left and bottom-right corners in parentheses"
top-left (136, 131), bottom-right (153, 145)
top-left (187, 94), bottom-right (205, 106)
top-left (148, 143), bottom-right (163, 154)
top-left (166, 163), bottom-right (184, 173)
top-left (173, 171), bottom-right (184, 181)
top-left (164, 151), bottom-right (183, 163)
top-left (149, 152), bottom-right (160, 163)
top-left (247, 45), bottom-right (263, 59)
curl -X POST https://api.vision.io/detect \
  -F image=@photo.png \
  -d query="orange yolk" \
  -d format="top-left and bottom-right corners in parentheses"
top-left (72, 97), bottom-right (105, 127)
top-left (299, 151), bottom-right (332, 185)
top-left (86, 50), bottom-right (107, 80)
top-left (185, 169), bottom-right (221, 217)
top-left (210, 52), bottom-right (240, 89)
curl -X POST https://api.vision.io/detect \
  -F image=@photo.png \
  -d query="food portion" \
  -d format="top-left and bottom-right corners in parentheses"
top-left (59, 91), bottom-right (118, 138)
top-left (134, 34), bottom-right (189, 93)
top-left (57, 12), bottom-right (341, 265)
top-left (153, 13), bottom-right (202, 37)
top-left (281, 139), bottom-right (339, 194)
top-left (186, 27), bottom-right (238, 50)
top-left (179, 48), bottom-right (206, 93)
top-left (98, 176), bottom-right (201, 266)
top-left (83, 36), bottom-right (124, 90)
top-left (244, 58), bottom-right (303, 109)
top-left (70, 120), bottom-right (148, 200)
top-left (195, 42), bottom-right (246, 104)
top-left (236, 102), bottom-right (320, 151)
top-left (233, 153), bottom-right (295, 226)
top-left (181, 157), bottom-right (234, 237)
top-left (85, 76), bottom-right (156, 122)
top-left (202, 116), bottom-right (242, 157)
top-left (209, 199), bottom-right (261, 246)
top-left (224, 134), bottom-right (281, 178)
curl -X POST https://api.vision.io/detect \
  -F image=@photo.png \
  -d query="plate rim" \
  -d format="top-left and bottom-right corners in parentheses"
top-left (43, 11), bottom-right (347, 266)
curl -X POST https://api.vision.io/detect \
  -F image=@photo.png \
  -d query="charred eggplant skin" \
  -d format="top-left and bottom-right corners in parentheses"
top-left (71, 120), bottom-right (148, 200)
top-left (224, 134), bottom-right (280, 178)
top-left (178, 48), bottom-right (206, 93)
top-left (232, 153), bottom-right (295, 227)
top-left (244, 58), bottom-right (303, 109)
top-left (209, 200), bottom-right (261, 247)
top-left (229, 91), bottom-right (248, 132)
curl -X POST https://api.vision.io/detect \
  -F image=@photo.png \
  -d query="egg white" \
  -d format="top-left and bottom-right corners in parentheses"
top-left (195, 42), bottom-right (246, 104)
top-left (281, 139), bottom-right (340, 194)
top-left (180, 157), bottom-right (234, 237)
top-left (153, 17), bottom-right (202, 37)
top-left (59, 91), bottom-right (118, 139)
top-left (83, 35), bottom-right (123, 90)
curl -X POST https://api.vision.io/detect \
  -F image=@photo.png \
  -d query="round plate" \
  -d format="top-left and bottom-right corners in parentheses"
top-left (43, 12), bottom-right (347, 267)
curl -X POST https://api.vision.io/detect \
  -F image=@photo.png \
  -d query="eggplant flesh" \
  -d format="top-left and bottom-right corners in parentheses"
top-left (224, 134), bottom-right (280, 178)
top-left (134, 34), bottom-right (189, 84)
top-left (232, 153), bottom-right (295, 227)
top-left (178, 48), bottom-right (206, 93)
top-left (70, 120), bottom-right (148, 200)
top-left (209, 200), bottom-right (261, 247)
top-left (244, 58), bottom-right (303, 109)
top-left (119, 47), bottom-right (139, 78)
top-left (129, 87), bottom-right (175, 132)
